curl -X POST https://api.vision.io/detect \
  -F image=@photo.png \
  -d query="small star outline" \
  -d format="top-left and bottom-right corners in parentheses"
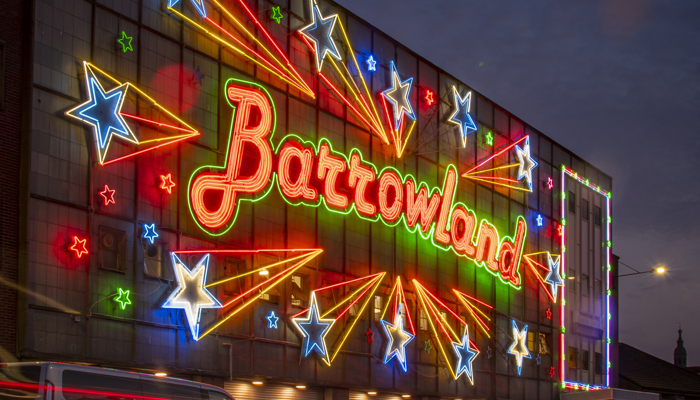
top-left (117, 31), bottom-right (133, 52)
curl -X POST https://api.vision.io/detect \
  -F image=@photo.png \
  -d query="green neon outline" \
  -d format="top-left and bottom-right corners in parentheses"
top-left (187, 80), bottom-right (527, 289)
top-left (187, 78), bottom-right (278, 237)
top-left (115, 287), bottom-right (132, 310)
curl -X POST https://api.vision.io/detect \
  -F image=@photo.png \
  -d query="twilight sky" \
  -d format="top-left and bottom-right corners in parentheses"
top-left (335, 0), bottom-right (700, 365)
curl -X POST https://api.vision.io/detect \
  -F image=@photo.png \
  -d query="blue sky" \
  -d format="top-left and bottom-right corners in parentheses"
top-left (335, 0), bottom-right (700, 365)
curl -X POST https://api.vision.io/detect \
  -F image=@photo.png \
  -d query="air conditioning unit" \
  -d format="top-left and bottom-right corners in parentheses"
top-left (99, 226), bottom-right (126, 272)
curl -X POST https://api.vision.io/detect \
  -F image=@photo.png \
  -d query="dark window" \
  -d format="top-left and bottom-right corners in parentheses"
top-left (291, 275), bottom-right (308, 307)
top-left (595, 352), bottom-right (603, 374)
top-left (143, 241), bottom-right (171, 280)
top-left (0, 365), bottom-right (42, 400)
top-left (594, 206), bottom-right (602, 227)
top-left (568, 191), bottom-right (576, 214)
top-left (581, 199), bottom-right (589, 220)
top-left (99, 226), bottom-right (127, 272)
top-left (61, 370), bottom-right (143, 400)
top-left (141, 380), bottom-right (204, 400)
top-left (582, 274), bottom-right (590, 296)
top-left (0, 41), bottom-right (5, 110)
top-left (569, 270), bottom-right (576, 292)
top-left (207, 390), bottom-right (233, 400)
top-left (582, 350), bottom-right (590, 371)
top-left (594, 279), bottom-right (602, 299)
top-left (538, 333), bottom-right (550, 354)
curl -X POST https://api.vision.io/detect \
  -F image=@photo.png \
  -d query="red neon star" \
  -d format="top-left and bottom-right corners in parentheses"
top-left (547, 177), bottom-right (554, 190)
top-left (365, 327), bottom-right (374, 343)
top-left (70, 236), bottom-right (88, 258)
top-left (549, 366), bottom-right (556, 378)
top-left (546, 308), bottom-right (552, 320)
top-left (160, 173), bottom-right (176, 194)
top-left (557, 224), bottom-right (563, 237)
top-left (425, 90), bottom-right (434, 106)
top-left (99, 184), bottom-right (116, 206)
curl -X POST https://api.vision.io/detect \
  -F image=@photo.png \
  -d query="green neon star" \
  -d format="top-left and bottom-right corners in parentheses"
top-left (115, 288), bottom-right (132, 310)
top-left (423, 340), bottom-right (432, 354)
top-left (485, 131), bottom-right (493, 146)
top-left (270, 6), bottom-right (283, 24)
top-left (118, 31), bottom-right (133, 53)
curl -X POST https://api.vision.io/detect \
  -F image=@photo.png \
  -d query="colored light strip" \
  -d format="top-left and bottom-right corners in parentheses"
top-left (524, 258), bottom-right (556, 303)
top-left (205, 251), bottom-right (314, 287)
top-left (464, 175), bottom-right (533, 192)
top-left (397, 277), bottom-right (416, 335)
top-left (462, 135), bottom-right (528, 176)
top-left (413, 281), bottom-right (457, 379)
top-left (120, 113), bottom-right (196, 133)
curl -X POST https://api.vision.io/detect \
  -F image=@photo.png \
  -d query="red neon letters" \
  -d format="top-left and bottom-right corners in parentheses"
top-left (190, 83), bottom-right (274, 229)
top-left (188, 82), bottom-right (527, 287)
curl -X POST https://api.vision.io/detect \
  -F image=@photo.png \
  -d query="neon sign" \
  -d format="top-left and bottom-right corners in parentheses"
top-left (188, 79), bottom-right (528, 289)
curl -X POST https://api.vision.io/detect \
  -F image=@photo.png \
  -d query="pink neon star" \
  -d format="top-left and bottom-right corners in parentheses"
top-left (547, 177), bottom-right (553, 190)
top-left (99, 184), bottom-right (116, 206)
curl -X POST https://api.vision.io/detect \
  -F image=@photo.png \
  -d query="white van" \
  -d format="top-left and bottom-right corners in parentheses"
top-left (0, 362), bottom-right (235, 400)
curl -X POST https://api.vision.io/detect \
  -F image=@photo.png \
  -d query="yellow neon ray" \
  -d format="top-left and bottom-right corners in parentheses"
top-left (380, 279), bottom-right (399, 320)
top-left (463, 163), bottom-right (521, 176)
top-left (414, 283), bottom-right (456, 379)
top-left (464, 175), bottom-right (533, 192)
top-left (320, 274), bottom-right (379, 318)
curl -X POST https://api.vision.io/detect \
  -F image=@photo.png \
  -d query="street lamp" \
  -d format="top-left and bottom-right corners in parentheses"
top-left (617, 261), bottom-right (666, 278)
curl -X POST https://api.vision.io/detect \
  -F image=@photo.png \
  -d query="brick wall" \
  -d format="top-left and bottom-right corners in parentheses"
top-left (0, 0), bottom-right (32, 359)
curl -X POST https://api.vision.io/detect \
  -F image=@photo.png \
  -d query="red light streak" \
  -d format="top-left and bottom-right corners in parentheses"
top-left (462, 135), bottom-right (528, 176)
top-left (314, 272), bottom-right (383, 292)
top-left (121, 113), bottom-right (196, 133)
top-left (102, 134), bottom-right (197, 166)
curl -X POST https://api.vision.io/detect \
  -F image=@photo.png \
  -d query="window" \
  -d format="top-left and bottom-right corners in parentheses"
top-left (582, 274), bottom-right (590, 296)
top-left (581, 199), bottom-right (589, 221)
top-left (419, 309), bottom-right (428, 331)
top-left (141, 380), bottom-right (204, 400)
top-left (143, 241), bottom-right (170, 279)
top-left (569, 270), bottom-right (576, 292)
top-left (568, 347), bottom-right (578, 369)
top-left (595, 352), bottom-right (603, 374)
top-left (98, 226), bottom-right (127, 272)
top-left (207, 390), bottom-right (233, 400)
top-left (582, 350), bottom-right (590, 371)
top-left (221, 257), bottom-right (244, 296)
top-left (374, 295), bottom-right (383, 321)
top-left (568, 191), bottom-right (576, 214)
top-left (291, 275), bottom-right (307, 307)
top-left (594, 279), bottom-right (602, 299)
top-left (0, 41), bottom-right (4, 111)
top-left (62, 370), bottom-right (144, 400)
top-left (538, 333), bottom-right (550, 354)
top-left (527, 331), bottom-right (535, 352)
top-left (594, 206), bottom-right (602, 227)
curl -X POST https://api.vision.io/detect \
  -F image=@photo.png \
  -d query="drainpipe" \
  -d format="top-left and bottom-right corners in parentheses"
top-left (222, 343), bottom-right (233, 381)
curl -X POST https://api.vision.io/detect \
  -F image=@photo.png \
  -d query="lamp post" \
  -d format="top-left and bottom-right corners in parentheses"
top-left (617, 261), bottom-right (666, 278)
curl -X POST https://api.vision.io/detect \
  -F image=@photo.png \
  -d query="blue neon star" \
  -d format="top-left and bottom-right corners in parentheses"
top-left (536, 214), bottom-right (543, 227)
top-left (67, 75), bottom-right (137, 164)
top-left (544, 254), bottom-right (563, 303)
top-left (448, 86), bottom-right (477, 148)
top-left (515, 137), bottom-right (538, 191)
top-left (168, 0), bottom-right (206, 18)
top-left (507, 320), bottom-right (531, 375)
top-left (380, 305), bottom-right (415, 372)
top-left (366, 55), bottom-right (377, 72)
top-left (266, 311), bottom-right (279, 329)
top-left (292, 293), bottom-right (334, 360)
top-left (299, 3), bottom-right (341, 72)
top-left (452, 327), bottom-right (479, 384)
top-left (383, 61), bottom-right (416, 131)
top-left (142, 223), bottom-right (159, 244)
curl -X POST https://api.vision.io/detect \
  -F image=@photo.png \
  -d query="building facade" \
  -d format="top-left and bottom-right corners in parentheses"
top-left (1, 0), bottom-right (617, 398)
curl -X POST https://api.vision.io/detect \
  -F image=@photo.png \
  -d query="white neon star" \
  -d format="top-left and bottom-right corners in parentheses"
top-left (507, 320), bottom-right (531, 375)
top-left (163, 254), bottom-right (222, 340)
top-left (515, 137), bottom-right (538, 191)
top-left (298, 1), bottom-right (341, 72)
top-left (380, 305), bottom-right (415, 372)
top-left (383, 61), bottom-right (415, 131)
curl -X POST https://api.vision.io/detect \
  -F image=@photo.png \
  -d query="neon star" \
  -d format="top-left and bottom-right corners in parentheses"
top-left (366, 55), bottom-right (377, 72)
top-left (168, 0), bottom-right (206, 17)
top-left (536, 354), bottom-right (542, 366)
top-left (486, 131), bottom-right (494, 146)
top-left (66, 68), bottom-right (138, 165)
top-left (507, 320), bottom-right (531, 375)
top-left (544, 254), bottom-right (563, 303)
top-left (115, 288), bottom-right (132, 310)
top-left (291, 292), bottom-right (335, 363)
top-left (383, 61), bottom-right (416, 131)
top-left (117, 31), bottom-right (133, 52)
top-left (545, 308), bottom-right (552, 320)
top-left (557, 224), bottom-right (563, 236)
top-left (425, 90), bottom-right (434, 106)
top-left (515, 136), bottom-right (538, 191)
top-left (547, 177), bottom-right (554, 190)
top-left (452, 326), bottom-right (479, 384)
top-left (99, 184), bottom-right (116, 206)
top-left (266, 311), bottom-right (279, 329)
top-left (142, 223), bottom-right (159, 244)
top-left (366, 327), bottom-right (374, 343)
top-left (298, 2), bottom-right (341, 72)
top-left (447, 86), bottom-right (477, 148)
top-left (549, 366), bottom-right (556, 378)
top-left (380, 304), bottom-right (415, 372)
top-left (70, 236), bottom-right (88, 258)
top-left (160, 173), bottom-right (176, 194)
top-left (270, 6), bottom-right (283, 24)
top-left (163, 254), bottom-right (222, 340)
top-left (424, 340), bottom-right (432, 354)
top-left (536, 214), bottom-right (543, 227)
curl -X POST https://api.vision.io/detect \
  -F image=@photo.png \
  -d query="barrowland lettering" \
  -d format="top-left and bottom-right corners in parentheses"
top-left (188, 79), bottom-right (527, 289)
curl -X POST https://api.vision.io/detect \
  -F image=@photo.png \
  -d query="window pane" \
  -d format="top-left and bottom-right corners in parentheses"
top-left (141, 380), bottom-right (203, 400)
top-left (582, 199), bottom-right (589, 220)
top-left (207, 390), bottom-right (231, 400)
top-left (61, 370), bottom-right (143, 400)
top-left (568, 191), bottom-right (576, 214)
top-left (0, 365), bottom-right (42, 400)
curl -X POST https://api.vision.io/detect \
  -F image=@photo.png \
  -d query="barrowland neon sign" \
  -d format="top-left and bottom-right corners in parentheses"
top-left (188, 79), bottom-right (527, 289)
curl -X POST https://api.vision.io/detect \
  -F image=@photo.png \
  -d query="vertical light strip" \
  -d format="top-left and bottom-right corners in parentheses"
top-left (560, 166), bottom-right (567, 386)
top-left (606, 196), bottom-right (611, 387)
